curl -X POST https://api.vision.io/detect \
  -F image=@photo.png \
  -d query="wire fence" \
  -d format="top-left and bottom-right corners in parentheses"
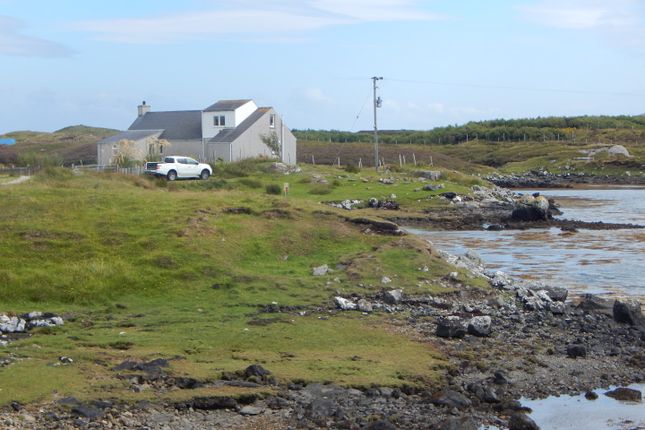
top-left (0, 165), bottom-right (146, 177)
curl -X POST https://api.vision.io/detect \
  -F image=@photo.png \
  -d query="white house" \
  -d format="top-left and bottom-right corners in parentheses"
top-left (97, 99), bottom-right (297, 166)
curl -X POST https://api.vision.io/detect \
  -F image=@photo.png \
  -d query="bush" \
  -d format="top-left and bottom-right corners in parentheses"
top-left (239, 178), bottom-right (262, 188)
top-left (265, 184), bottom-right (282, 195)
top-left (345, 164), bottom-right (361, 173)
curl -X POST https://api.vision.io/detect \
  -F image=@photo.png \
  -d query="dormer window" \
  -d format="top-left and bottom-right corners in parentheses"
top-left (269, 114), bottom-right (275, 128)
top-left (213, 115), bottom-right (226, 126)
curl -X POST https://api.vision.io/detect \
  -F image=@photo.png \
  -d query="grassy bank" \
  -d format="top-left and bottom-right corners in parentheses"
top-left (0, 162), bottom-right (483, 405)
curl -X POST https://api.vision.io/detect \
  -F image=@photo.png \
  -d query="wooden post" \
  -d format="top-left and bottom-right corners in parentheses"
top-left (412, 153), bottom-right (417, 166)
top-left (358, 158), bottom-right (363, 168)
top-left (312, 154), bottom-right (315, 165)
top-left (403, 155), bottom-right (406, 165)
top-left (399, 154), bottom-right (402, 168)
top-left (430, 156), bottom-right (433, 166)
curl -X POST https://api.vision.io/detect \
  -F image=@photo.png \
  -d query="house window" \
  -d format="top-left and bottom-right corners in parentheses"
top-left (112, 144), bottom-right (118, 155)
top-left (213, 115), bottom-right (226, 126)
top-left (269, 114), bottom-right (275, 128)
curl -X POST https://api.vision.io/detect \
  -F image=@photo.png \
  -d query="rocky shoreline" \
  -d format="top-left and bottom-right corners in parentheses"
top-left (1, 249), bottom-right (643, 430)
top-left (486, 171), bottom-right (645, 188)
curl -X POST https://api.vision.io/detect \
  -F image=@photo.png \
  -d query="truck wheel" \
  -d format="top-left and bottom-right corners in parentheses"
top-left (200, 169), bottom-right (210, 180)
top-left (167, 170), bottom-right (177, 181)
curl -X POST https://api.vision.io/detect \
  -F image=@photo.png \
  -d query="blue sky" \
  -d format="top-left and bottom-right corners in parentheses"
top-left (1, 0), bottom-right (644, 133)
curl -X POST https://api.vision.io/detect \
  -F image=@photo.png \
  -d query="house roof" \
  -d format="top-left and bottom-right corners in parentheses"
top-left (128, 110), bottom-right (202, 140)
top-left (208, 108), bottom-right (270, 144)
top-left (203, 99), bottom-right (252, 112)
top-left (98, 129), bottom-right (163, 145)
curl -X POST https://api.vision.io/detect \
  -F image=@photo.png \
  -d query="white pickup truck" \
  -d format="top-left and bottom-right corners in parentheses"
top-left (145, 156), bottom-right (212, 181)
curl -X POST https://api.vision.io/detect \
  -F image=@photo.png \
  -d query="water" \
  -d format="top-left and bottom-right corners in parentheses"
top-left (521, 384), bottom-right (645, 430)
top-left (409, 187), bottom-right (645, 298)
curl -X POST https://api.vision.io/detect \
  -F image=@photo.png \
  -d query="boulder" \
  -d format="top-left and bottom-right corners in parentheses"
top-left (239, 406), bottom-right (264, 416)
top-left (244, 364), bottom-right (271, 378)
top-left (467, 382), bottom-right (499, 403)
top-left (334, 297), bottom-right (357, 311)
top-left (491, 271), bottom-right (514, 289)
top-left (608, 145), bottom-right (630, 157)
top-left (613, 299), bottom-right (643, 326)
top-left (467, 316), bottom-right (492, 337)
top-left (434, 417), bottom-right (478, 430)
top-left (366, 419), bottom-right (397, 430)
top-left (357, 299), bottom-right (373, 313)
top-left (312, 264), bottom-right (329, 276)
top-left (0, 315), bottom-right (26, 333)
top-left (548, 301), bottom-right (566, 315)
top-left (605, 387), bottom-right (642, 402)
top-left (381, 276), bottom-right (392, 285)
top-left (528, 284), bottom-right (568, 302)
top-left (508, 413), bottom-right (540, 430)
top-left (566, 344), bottom-right (587, 359)
top-left (436, 317), bottom-right (466, 339)
top-left (440, 192), bottom-right (457, 200)
top-left (577, 294), bottom-right (613, 316)
top-left (431, 389), bottom-right (472, 409)
top-left (383, 289), bottom-right (403, 305)
top-left (267, 162), bottom-right (289, 173)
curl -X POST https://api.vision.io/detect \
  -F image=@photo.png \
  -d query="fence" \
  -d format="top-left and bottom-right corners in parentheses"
top-left (0, 165), bottom-right (146, 177)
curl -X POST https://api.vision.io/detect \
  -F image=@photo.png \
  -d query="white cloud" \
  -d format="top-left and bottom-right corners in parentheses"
top-left (73, 1), bottom-right (441, 44)
top-left (311, 0), bottom-right (443, 21)
top-left (0, 15), bottom-right (73, 57)
top-left (517, 0), bottom-right (643, 33)
top-left (302, 88), bottom-right (333, 103)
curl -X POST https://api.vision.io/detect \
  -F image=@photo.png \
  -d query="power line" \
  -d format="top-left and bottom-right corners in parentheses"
top-left (350, 92), bottom-right (372, 130)
top-left (384, 77), bottom-right (644, 98)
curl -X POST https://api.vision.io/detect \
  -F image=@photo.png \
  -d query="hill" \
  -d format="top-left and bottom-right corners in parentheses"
top-left (0, 125), bottom-right (119, 166)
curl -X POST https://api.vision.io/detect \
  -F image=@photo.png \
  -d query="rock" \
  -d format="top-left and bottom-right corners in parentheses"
top-left (239, 405), bottom-right (264, 416)
top-left (312, 264), bottom-right (329, 276)
top-left (357, 299), bottom-right (373, 313)
top-left (613, 299), bottom-right (643, 326)
top-left (508, 413), bottom-right (540, 430)
top-left (464, 249), bottom-right (484, 266)
top-left (423, 184), bottom-right (444, 191)
top-left (366, 419), bottom-right (397, 430)
top-left (549, 301), bottom-right (566, 315)
top-left (436, 317), bottom-right (466, 339)
top-left (379, 178), bottom-right (395, 184)
top-left (0, 315), bottom-right (26, 333)
top-left (493, 370), bottom-right (511, 385)
top-left (577, 294), bottom-right (613, 316)
top-left (528, 284), bottom-right (568, 302)
top-left (585, 391), bottom-right (598, 400)
top-left (605, 387), bottom-right (642, 402)
top-left (71, 404), bottom-right (102, 419)
top-left (467, 382), bottom-right (499, 403)
top-left (491, 271), bottom-right (514, 289)
top-left (267, 162), bottom-right (289, 173)
top-left (434, 417), bottom-right (478, 430)
top-left (381, 276), bottom-right (392, 285)
top-left (608, 145), bottom-right (630, 157)
top-left (467, 316), bottom-right (492, 337)
top-left (440, 192), bottom-right (457, 200)
top-left (431, 389), bottom-right (472, 409)
top-left (244, 364), bottom-right (271, 378)
top-left (334, 296), bottom-right (357, 311)
top-left (306, 397), bottom-right (344, 423)
top-left (566, 344), bottom-right (587, 359)
top-left (383, 289), bottom-right (403, 305)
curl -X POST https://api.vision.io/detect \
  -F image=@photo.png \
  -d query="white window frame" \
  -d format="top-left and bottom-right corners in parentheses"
top-left (213, 115), bottom-right (226, 127)
top-left (269, 114), bottom-right (276, 128)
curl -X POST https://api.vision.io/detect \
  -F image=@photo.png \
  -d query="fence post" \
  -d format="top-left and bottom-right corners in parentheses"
top-left (358, 158), bottom-right (362, 169)
top-left (399, 154), bottom-right (402, 168)
top-left (403, 155), bottom-right (406, 166)
top-left (312, 154), bottom-right (315, 165)
top-left (413, 153), bottom-right (417, 166)
top-left (430, 156), bottom-right (433, 166)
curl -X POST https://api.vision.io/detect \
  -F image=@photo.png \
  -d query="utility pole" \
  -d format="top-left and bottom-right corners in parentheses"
top-left (372, 76), bottom-right (383, 170)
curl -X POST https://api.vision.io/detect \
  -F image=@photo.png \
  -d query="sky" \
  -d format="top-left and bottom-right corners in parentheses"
top-left (1, 0), bottom-right (644, 134)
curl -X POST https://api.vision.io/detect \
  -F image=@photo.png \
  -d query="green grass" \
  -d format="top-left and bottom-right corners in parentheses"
top-left (0, 165), bottom-right (483, 405)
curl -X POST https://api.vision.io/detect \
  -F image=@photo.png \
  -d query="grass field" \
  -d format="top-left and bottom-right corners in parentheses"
top-left (298, 139), bottom-right (644, 176)
top-left (0, 162), bottom-right (485, 405)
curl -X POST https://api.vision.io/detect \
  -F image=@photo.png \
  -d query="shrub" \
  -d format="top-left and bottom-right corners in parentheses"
top-left (345, 164), bottom-right (361, 173)
top-left (265, 184), bottom-right (282, 195)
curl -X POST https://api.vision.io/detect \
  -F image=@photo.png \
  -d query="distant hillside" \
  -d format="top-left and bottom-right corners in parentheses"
top-left (294, 115), bottom-right (645, 146)
top-left (0, 125), bottom-right (119, 166)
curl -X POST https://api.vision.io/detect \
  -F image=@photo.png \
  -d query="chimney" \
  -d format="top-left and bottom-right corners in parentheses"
top-left (138, 101), bottom-right (151, 117)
